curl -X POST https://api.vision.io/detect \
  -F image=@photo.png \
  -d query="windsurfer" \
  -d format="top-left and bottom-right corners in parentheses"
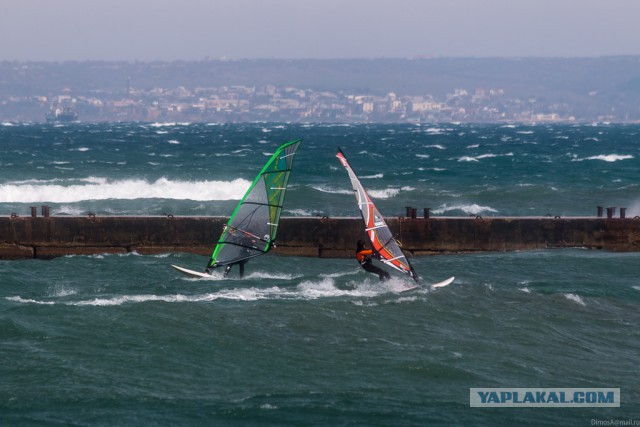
top-left (356, 240), bottom-right (391, 282)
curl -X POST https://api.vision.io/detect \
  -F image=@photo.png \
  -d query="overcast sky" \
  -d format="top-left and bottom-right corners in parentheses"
top-left (2, 0), bottom-right (639, 61)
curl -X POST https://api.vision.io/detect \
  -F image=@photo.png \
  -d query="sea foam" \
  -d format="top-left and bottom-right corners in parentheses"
top-left (0, 177), bottom-right (252, 203)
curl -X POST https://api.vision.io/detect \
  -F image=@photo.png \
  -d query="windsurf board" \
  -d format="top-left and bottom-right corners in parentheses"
top-left (171, 264), bottom-right (211, 279)
top-left (398, 276), bottom-right (455, 293)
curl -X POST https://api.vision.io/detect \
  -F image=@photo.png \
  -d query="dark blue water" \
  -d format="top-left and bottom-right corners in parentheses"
top-left (1, 122), bottom-right (639, 218)
top-left (1, 122), bottom-right (639, 425)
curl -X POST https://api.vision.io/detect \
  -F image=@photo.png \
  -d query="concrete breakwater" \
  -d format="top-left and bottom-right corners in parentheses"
top-left (1, 215), bottom-right (639, 260)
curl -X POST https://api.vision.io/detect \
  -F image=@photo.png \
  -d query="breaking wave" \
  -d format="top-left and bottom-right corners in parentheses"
top-left (0, 177), bottom-right (252, 203)
top-left (432, 203), bottom-right (498, 215)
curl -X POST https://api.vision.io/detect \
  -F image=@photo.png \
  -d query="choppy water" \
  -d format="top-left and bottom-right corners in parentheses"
top-left (1, 122), bottom-right (639, 217)
top-left (1, 122), bottom-right (639, 425)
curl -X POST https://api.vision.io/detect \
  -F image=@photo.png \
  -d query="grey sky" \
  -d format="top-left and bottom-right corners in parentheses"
top-left (1, 0), bottom-right (639, 61)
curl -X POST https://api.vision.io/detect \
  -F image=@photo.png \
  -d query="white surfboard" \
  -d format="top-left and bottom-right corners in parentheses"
top-left (398, 276), bottom-right (455, 293)
top-left (431, 276), bottom-right (455, 289)
top-left (171, 264), bottom-right (211, 279)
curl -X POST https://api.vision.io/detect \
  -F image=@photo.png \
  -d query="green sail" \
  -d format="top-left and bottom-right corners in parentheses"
top-left (207, 139), bottom-right (302, 270)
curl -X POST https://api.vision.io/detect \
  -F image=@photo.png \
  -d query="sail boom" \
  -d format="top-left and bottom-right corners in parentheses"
top-left (365, 224), bottom-right (386, 231)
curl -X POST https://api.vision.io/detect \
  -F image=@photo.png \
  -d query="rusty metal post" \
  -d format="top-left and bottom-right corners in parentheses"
top-left (424, 208), bottom-right (430, 219)
top-left (42, 206), bottom-right (50, 217)
top-left (405, 206), bottom-right (413, 217)
top-left (411, 207), bottom-right (417, 219)
top-left (597, 206), bottom-right (603, 218)
top-left (620, 208), bottom-right (626, 219)
top-left (30, 207), bottom-right (37, 218)
top-left (606, 207), bottom-right (616, 219)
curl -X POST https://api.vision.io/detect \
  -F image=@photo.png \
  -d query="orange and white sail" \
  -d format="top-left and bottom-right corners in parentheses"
top-left (336, 148), bottom-right (419, 282)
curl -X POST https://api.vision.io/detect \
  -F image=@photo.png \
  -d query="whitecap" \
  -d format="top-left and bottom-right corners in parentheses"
top-left (6, 296), bottom-right (55, 305)
top-left (432, 203), bottom-right (498, 215)
top-left (586, 154), bottom-right (633, 162)
top-left (311, 185), bottom-right (352, 195)
top-left (0, 177), bottom-right (253, 203)
top-left (564, 293), bottom-right (586, 306)
top-left (368, 186), bottom-right (414, 199)
top-left (458, 156), bottom-right (479, 162)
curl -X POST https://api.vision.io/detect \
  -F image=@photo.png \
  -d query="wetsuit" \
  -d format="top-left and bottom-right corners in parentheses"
top-left (356, 246), bottom-right (391, 282)
top-left (223, 260), bottom-right (246, 278)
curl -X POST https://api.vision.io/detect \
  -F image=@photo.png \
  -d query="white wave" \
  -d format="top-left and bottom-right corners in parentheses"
top-left (520, 288), bottom-right (531, 293)
top-left (6, 296), bottom-right (55, 305)
top-left (586, 154), bottom-right (634, 162)
top-left (311, 185), bottom-right (352, 195)
top-left (73, 147), bottom-right (90, 152)
top-left (296, 277), bottom-right (407, 299)
top-left (425, 127), bottom-right (444, 134)
top-left (0, 177), bottom-right (252, 203)
top-left (244, 271), bottom-right (301, 281)
top-left (55, 205), bottom-right (86, 216)
top-left (150, 122), bottom-right (177, 127)
top-left (458, 156), bottom-right (480, 162)
top-left (426, 144), bottom-right (445, 149)
top-left (415, 154), bottom-right (430, 159)
top-left (633, 286), bottom-right (640, 292)
top-left (368, 186), bottom-right (414, 199)
top-left (368, 188), bottom-right (400, 199)
top-left (564, 293), bottom-right (586, 306)
top-left (477, 152), bottom-right (513, 159)
top-left (432, 203), bottom-right (498, 215)
top-left (168, 140), bottom-right (180, 144)
top-left (361, 173), bottom-right (384, 179)
top-left (7, 274), bottom-right (421, 306)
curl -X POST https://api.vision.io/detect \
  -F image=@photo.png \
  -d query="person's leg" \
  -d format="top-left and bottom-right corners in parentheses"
top-left (363, 263), bottom-right (389, 282)
top-left (239, 261), bottom-right (245, 278)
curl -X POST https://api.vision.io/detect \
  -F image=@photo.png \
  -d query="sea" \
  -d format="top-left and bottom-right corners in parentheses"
top-left (1, 122), bottom-right (639, 426)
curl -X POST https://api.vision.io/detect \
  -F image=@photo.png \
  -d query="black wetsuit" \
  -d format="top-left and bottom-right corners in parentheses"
top-left (223, 260), bottom-right (246, 278)
top-left (356, 244), bottom-right (391, 282)
top-left (206, 260), bottom-right (246, 278)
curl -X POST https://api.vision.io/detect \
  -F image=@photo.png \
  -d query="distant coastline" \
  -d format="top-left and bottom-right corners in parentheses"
top-left (1, 57), bottom-right (640, 123)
